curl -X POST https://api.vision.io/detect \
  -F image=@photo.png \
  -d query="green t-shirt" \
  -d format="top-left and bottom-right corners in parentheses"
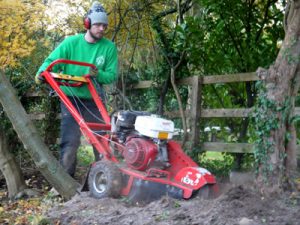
top-left (36, 34), bottom-right (118, 99)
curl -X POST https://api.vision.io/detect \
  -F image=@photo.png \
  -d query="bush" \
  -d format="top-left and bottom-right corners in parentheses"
top-left (198, 152), bottom-right (234, 178)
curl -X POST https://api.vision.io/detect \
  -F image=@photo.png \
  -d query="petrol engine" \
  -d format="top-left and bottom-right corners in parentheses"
top-left (111, 111), bottom-right (175, 171)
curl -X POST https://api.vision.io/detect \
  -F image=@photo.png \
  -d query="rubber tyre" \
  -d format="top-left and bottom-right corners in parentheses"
top-left (88, 161), bottom-right (122, 199)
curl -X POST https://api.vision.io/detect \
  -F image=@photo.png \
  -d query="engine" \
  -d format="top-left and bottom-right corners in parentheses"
top-left (124, 137), bottom-right (158, 171)
top-left (111, 110), bottom-right (174, 171)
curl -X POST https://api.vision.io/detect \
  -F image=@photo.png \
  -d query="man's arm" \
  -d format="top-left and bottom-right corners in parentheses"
top-left (96, 44), bottom-right (118, 84)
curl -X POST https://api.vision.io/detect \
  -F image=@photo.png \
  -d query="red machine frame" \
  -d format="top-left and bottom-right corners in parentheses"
top-left (41, 59), bottom-right (217, 199)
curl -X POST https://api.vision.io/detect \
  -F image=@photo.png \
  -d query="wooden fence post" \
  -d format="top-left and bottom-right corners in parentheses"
top-left (190, 76), bottom-right (202, 148)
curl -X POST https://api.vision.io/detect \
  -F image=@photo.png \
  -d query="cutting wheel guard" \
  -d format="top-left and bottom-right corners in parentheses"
top-left (119, 141), bottom-right (216, 200)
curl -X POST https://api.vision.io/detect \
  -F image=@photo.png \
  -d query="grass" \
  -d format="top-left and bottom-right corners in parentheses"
top-left (77, 145), bottom-right (95, 167)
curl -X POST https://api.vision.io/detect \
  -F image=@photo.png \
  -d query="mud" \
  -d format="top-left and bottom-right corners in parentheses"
top-left (46, 184), bottom-right (300, 225)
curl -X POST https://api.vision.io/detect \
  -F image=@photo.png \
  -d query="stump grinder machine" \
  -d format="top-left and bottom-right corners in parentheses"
top-left (41, 59), bottom-right (218, 202)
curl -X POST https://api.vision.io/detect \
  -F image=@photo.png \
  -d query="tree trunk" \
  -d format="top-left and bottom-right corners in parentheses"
top-left (170, 52), bottom-right (188, 147)
top-left (0, 71), bottom-right (79, 199)
top-left (256, 0), bottom-right (300, 194)
top-left (0, 130), bottom-right (27, 199)
top-left (44, 97), bottom-right (59, 146)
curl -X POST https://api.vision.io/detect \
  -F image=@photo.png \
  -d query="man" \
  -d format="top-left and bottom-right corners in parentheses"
top-left (36, 1), bottom-right (118, 177)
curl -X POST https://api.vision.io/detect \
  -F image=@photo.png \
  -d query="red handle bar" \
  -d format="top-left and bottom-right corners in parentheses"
top-left (45, 59), bottom-right (97, 72)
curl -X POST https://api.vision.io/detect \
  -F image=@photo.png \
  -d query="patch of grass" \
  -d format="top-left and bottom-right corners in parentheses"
top-left (77, 145), bottom-right (95, 167)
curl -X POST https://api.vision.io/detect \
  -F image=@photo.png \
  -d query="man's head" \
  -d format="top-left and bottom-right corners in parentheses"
top-left (84, 2), bottom-right (108, 42)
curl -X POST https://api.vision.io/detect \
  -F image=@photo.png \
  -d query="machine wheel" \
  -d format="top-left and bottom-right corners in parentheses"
top-left (88, 161), bottom-right (122, 199)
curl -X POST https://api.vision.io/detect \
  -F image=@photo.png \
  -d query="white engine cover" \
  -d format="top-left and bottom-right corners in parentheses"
top-left (135, 115), bottom-right (174, 140)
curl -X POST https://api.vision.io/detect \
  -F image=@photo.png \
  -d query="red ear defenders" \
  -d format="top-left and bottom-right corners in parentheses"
top-left (84, 17), bottom-right (91, 29)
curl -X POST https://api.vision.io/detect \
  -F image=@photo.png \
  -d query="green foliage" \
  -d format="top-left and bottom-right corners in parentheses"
top-left (199, 152), bottom-right (234, 178)
top-left (198, 0), bottom-right (284, 72)
top-left (239, 153), bottom-right (255, 171)
top-left (77, 145), bottom-right (95, 167)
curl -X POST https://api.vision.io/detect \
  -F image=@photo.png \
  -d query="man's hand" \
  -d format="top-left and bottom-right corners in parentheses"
top-left (89, 67), bottom-right (98, 76)
top-left (35, 73), bottom-right (45, 85)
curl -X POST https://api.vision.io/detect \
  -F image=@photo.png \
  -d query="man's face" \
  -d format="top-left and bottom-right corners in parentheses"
top-left (89, 23), bottom-right (107, 41)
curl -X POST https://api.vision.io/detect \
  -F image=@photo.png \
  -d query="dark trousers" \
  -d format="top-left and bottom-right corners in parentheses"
top-left (60, 97), bottom-right (104, 177)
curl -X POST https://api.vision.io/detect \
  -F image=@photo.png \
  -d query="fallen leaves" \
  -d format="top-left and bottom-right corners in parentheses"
top-left (0, 190), bottom-right (62, 225)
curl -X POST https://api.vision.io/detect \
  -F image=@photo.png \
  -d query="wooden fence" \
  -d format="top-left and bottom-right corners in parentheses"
top-left (130, 72), bottom-right (300, 155)
top-left (28, 72), bottom-right (300, 156)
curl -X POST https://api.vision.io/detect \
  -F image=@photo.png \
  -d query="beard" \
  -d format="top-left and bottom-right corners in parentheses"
top-left (89, 30), bottom-right (104, 42)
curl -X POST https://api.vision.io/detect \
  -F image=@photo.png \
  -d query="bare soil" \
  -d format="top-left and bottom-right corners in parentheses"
top-left (46, 183), bottom-right (300, 225)
top-left (1, 169), bottom-right (299, 225)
